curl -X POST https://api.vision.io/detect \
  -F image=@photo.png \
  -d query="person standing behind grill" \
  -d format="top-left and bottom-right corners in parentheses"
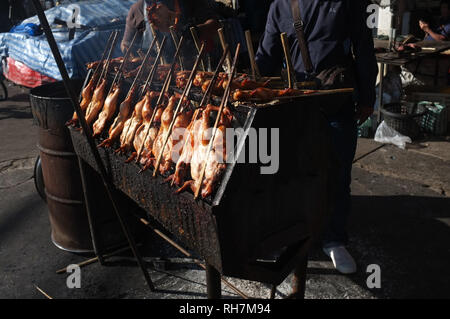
top-left (255, 0), bottom-right (378, 274)
top-left (121, 0), bottom-right (221, 65)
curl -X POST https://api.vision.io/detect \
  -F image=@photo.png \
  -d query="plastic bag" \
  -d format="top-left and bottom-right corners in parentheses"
top-left (374, 121), bottom-right (412, 150)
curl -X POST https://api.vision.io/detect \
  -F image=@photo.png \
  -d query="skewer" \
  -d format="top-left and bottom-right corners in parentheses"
top-left (190, 27), bottom-right (206, 71)
top-left (194, 44), bottom-right (240, 199)
top-left (126, 37), bottom-right (157, 100)
top-left (152, 43), bottom-right (206, 177)
top-left (169, 25), bottom-right (184, 71)
top-left (34, 285), bottom-right (53, 299)
top-left (139, 37), bottom-right (167, 99)
top-left (106, 32), bottom-right (139, 98)
top-left (150, 23), bottom-right (165, 65)
top-left (198, 45), bottom-right (230, 109)
top-left (169, 47), bottom-right (230, 187)
top-left (217, 28), bottom-right (232, 73)
top-left (89, 31), bottom-right (116, 86)
top-left (96, 31), bottom-right (119, 87)
top-left (135, 36), bottom-right (185, 163)
top-left (122, 37), bottom-right (167, 144)
top-left (245, 30), bottom-right (260, 80)
top-left (280, 32), bottom-right (296, 89)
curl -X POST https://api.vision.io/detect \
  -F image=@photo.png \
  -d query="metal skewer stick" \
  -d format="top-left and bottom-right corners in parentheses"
top-left (105, 32), bottom-right (139, 98)
top-left (92, 30), bottom-right (118, 89)
top-left (194, 44), bottom-right (240, 199)
top-left (169, 47), bottom-right (229, 187)
top-left (244, 30), bottom-right (260, 80)
top-left (30, 0), bottom-right (155, 292)
top-left (96, 31), bottom-right (119, 87)
top-left (169, 26), bottom-right (184, 71)
top-left (86, 31), bottom-right (115, 93)
top-left (135, 36), bottom-right (185, 163)
top-left (217, 28), bottom-right (232, 73)
top-left (85, 32), bottom-right (119, 118)
top-left (125, 37), bottom-right (158, 100)
top-left (138, 37), bottom-right (167, 99)
top-left (122, 37), bottom-right (165, 141)
top-left (150, 23), bottom-right (165, 65)
top-left (280, 32), bottom-right (297, 89)
top-left (153, 43), bottom-right (205, 177)
top-left (190, 27), bottom-right (206, 71)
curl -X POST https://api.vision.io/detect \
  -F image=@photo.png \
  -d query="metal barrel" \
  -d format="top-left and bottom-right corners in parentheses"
top-left (30, 80), bottom-right (94, 253)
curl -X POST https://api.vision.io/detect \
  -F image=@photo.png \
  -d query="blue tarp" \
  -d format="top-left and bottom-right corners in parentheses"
top-left (0, 0), bottom-right (137, 80)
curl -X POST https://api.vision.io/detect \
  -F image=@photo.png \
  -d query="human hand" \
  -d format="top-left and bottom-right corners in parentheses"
top-left (354, 104), bottom-right (374, 125)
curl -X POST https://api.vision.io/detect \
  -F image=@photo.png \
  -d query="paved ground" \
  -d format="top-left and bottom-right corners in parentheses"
top-left (0, 83), bottom-right (449, 299)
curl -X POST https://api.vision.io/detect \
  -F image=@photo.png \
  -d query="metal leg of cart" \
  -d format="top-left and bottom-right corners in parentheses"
top-left (206, 264), bottom-right (222, 299)
top-left (77, 156), bottom-right (106, 265)
top-left (377, 62), bottom-right (386, 125)
top-left (290, 253), bottom-right (308, 299)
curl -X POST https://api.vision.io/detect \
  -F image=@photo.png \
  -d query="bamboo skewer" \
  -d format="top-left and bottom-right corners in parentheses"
top-left (245, 30), bottom-right (260, 80)
top-left (122, 37), bottom-right (167, 145)
top-left (55, 245), bottom-right (135, 274)
top-left (105, 32), bottom-right (139, 98)
top-left (150, 23), bottom-right (165, 65)
top-left (90, 31), bottom-right (115, 84)
top-left (135, 36), bottom-right (185, 163)
top-left (280, 32), bottom-right (296, 89)
top-left (35, 285), bottom-right (53, 299)
top-left (139, 218), bottom-right (249, 299)
top-left (190, 27), bottom-right (206, 72)
top-left (198, 46), bottom-right (230, 109)
top-left (125, 38), bottom-right (157, 100)
top-left (107, 32), bottom-right (139, 96)
top-left (95, 31), bottom-right (119, 88)
top-left (169, 47), bottom-right (230, 187)
top-left (194, 44), bottom-right (241, 199)
top-left (152, 43), bottom-right (205, 177)
top-left (169, 25), bottom-right (184, 71)
top-left (218, 28), bottom-right (232, 73)
top-left (138, 37), bottom-right (167, 100)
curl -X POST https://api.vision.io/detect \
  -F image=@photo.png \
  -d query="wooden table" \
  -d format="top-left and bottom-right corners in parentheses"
top-left (374, 40), bottom-right (450, 124)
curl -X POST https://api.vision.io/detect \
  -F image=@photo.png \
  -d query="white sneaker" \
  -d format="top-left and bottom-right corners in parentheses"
top-left (323, 246), bottom-right (357, 274)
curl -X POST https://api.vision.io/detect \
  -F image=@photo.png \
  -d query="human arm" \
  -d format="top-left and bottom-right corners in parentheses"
top-left (419, 20), bottom-right (448, 41)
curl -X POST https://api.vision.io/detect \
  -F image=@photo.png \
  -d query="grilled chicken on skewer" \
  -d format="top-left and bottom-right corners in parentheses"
top-left (129, 94), bottom-right (166, 164)
top-left (165, 108), bottom-right (201, 186)
top-left (177, 104), bottom-right (233, 198)
top-left (84, 78), bottom-right (108, 126)
top-left (67, 75), bottom-right (96, 126)
top-left (143, 94), bottom-right (180, 172)
top-left (118, 91), bottom-right (159, 154)
top-left (92, 82), bottom-right (121, 137)
top-left (98, 86), bottom-right (137, 148)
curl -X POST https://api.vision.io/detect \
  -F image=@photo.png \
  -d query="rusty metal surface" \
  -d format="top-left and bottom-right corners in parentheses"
top-left (30, 80), bottom-right (93, 252)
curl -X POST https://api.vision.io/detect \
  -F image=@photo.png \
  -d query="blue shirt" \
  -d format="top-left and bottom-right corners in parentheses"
top-left (425, 17), bottom-right (450, 41)
top-left (255, 0), bottom-right (378, 107)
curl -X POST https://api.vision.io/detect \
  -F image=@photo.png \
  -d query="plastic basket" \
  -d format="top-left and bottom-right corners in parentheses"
top-left (380, 102), bottom-right (427, 138)
top-left (416, 101), bottom-right (448, 135)
top-left (410, 92), bottom-right (450, 133)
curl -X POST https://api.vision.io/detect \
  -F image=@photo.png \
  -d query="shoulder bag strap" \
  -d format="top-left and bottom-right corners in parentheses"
top-left (290, 0), bottom-right (313, 74)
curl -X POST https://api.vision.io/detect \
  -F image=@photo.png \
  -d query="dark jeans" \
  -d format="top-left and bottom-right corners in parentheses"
top-left (322, 109), bottom-right (358, 249)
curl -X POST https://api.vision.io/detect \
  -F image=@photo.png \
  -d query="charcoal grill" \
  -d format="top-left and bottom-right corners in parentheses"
top-left (69, 91), bottom-right (345, 298)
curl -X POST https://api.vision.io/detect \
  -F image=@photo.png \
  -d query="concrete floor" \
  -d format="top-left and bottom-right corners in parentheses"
top-left (0, 83), bottom-right (449, 299)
